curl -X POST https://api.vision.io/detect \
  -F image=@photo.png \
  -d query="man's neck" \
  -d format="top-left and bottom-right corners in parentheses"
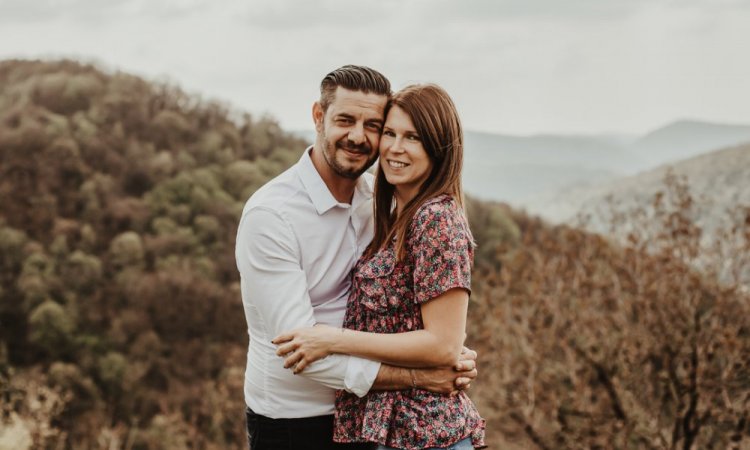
top-left (310, 147), bottom-right (358, 204)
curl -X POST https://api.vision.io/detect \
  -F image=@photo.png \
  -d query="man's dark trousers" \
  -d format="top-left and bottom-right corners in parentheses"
top-left (246, 407), bottom-right (372, 450)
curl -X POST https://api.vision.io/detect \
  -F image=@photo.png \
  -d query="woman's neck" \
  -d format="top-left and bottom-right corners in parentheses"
top-left (393, 186), bottom-right (419, 216)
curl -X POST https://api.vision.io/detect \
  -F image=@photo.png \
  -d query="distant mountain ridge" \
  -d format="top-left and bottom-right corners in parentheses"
top-left (633, 119), bottom-right (750, 167)
top-left (462, 120), bottom-right (750, 204)
top-left (523, 143), bottom-right (750, 235)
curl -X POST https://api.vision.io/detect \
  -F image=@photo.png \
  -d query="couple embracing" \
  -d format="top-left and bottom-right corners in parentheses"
top-left (235, 65), bottom-right (486, 450)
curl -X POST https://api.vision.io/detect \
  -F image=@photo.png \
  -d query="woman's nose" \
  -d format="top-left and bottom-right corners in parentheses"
top-left (388, 137), bottom-right (404, 153)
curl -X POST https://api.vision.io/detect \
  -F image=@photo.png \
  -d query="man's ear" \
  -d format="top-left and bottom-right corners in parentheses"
top-left (312, 102), bottom-right (324, 133)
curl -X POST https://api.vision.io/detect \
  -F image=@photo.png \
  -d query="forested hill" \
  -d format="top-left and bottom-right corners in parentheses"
top-left (1, 60), bottom-right (748, 450)
top-left (0, 59), bottom-right (315, 448)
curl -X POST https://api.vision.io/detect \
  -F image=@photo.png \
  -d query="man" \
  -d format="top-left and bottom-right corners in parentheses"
top-left (235, 65), bottom-right (478, 450)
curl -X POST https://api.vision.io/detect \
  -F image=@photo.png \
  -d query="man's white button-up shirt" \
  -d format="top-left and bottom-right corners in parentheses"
top-left (235, 147), bottom-right (381, 418)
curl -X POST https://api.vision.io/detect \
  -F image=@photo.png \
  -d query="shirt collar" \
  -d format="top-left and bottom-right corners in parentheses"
top-left (298, 146), bottom-right (374, 215)
top-left (297, 146), bottom-right (339, 214)
top-left (352, 169), bottom-right (374, 209)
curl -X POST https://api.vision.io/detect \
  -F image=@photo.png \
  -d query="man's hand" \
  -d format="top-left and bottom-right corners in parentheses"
top-left (455, 346), bottom-right (478, 389)
top-left (413, 346), bottom-right (478, 395)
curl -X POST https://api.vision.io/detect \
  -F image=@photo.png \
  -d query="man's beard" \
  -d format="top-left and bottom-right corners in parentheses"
top-left (322, 134), bottom-right (378, 180)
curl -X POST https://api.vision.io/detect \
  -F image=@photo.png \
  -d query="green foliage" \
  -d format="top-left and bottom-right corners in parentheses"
top-left (152, 110), bottom-right (191, 139)
top-left (28, 300), bottom-right (75, 359)
top-left (49, 234), bottom-right (69, 259)
top-left (17, 252), bottom-right (56, 312)
top-left (466, 196), bottom-right (520, 270)
top-left (32, 72), bottom-right (104, 115)
top-left (0, 224), bottom-right (28, 274)
top-left (193, 214), bottom-right (221, 244)
top-left (148, 150), bottom-right (176, 181)
top-left (79, 223), bottom-right (97, 252)
top-left (62, 250), bottom-right (102, 292)
top-left (96, 351), bottom-right (127, 397)
top-left (108, 231), bottom-right (145, 270)
top-left (224, 160), bottom-right (266, 200)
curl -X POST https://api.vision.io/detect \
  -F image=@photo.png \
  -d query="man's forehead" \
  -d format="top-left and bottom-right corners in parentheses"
top-left (329, 87), bottom-right (387, 116)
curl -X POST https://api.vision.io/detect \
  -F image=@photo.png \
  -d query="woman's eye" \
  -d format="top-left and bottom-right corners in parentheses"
top-left (383, 130), bottom-right (395, 137)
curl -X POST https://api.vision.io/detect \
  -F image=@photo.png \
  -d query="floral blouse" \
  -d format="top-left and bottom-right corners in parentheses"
top-left (333, 195), bottom-right (486, 450)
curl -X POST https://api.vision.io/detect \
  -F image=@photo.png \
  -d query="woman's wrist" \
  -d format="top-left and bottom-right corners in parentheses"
top-left (330, 327), bottom-right (347, 354)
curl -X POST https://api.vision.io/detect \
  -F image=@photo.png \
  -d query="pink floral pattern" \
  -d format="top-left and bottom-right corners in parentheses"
top-left (333, 195), bottom-right (486, 450)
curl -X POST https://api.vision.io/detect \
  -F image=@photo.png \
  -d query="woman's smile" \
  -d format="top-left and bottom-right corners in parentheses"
top-left (386, 159), bottom-right (409, 169)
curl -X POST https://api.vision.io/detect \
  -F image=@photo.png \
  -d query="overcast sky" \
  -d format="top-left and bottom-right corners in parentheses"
top-left (1, 0), bottom-right (749, 136)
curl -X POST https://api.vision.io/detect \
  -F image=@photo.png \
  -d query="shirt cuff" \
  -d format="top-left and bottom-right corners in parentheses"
top-left (344, 357), bottom-right (381, 398)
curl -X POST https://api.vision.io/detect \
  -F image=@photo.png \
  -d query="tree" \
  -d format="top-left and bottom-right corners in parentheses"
top-left (28, 301), bottom-right (75, 360)
top-left (108, 231), bottom-right (144, 270)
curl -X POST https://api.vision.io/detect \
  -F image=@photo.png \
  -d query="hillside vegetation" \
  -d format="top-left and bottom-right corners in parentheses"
top-left (1, 60), bottom-right (748, 449)
top-left (468, 180), bottom-right (750, 448)
top-left (0, 59), bottom-right (311, 449)
top-left (525, 144), bottom-right (750, 289)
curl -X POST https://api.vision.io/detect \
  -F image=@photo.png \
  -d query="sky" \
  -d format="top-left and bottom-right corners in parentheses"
top-left (1, 0), bottom-right (749, 136)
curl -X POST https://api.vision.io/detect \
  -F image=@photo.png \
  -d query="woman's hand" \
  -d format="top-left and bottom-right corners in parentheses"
top-left (272, 324), bottom-right (341, 374)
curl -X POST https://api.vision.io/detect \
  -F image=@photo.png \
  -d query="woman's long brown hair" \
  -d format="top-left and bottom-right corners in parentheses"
top-left (365, 83), bottom-right (469, 261)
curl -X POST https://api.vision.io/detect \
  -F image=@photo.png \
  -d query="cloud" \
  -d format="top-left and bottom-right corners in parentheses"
top-left (0, 0), bottom-right (212, 24)
top-left (239, 0), bottom-right (399, 30)
top-left (423, 0), bottom-right (652, 21)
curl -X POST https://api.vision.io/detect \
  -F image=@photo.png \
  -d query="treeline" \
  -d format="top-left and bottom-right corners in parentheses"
top-left (1, 60), bottom-right (748, 449)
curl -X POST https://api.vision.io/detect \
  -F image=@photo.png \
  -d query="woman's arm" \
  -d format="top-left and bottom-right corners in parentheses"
top-left (273, 287), bottom-right (468, 373)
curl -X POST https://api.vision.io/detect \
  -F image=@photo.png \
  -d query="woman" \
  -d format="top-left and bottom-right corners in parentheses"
top-left (273, 84), bottom-right (485, 450)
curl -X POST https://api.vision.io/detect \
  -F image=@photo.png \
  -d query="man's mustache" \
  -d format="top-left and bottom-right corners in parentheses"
top-left (337, 141), bottom-right (371, 154)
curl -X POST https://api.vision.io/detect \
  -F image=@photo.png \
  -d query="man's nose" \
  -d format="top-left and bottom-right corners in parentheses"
top-left (348, 124), bottom-right (365, 145)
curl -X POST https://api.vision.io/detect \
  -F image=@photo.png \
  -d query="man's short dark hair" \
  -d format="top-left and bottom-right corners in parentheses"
top-left (319, 65), bottom-right (391, 111)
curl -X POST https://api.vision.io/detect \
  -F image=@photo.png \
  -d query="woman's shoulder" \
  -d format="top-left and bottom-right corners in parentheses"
top-left (413, 194), bottom-right (461, 226)
top-left (409, 194), bottom-right (471, 242)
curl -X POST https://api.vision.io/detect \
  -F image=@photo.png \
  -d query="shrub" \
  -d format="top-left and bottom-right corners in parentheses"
top-left (28, 301), bottom-right (75, 359)
top-left (108, 231), bottom-right (144, 270)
